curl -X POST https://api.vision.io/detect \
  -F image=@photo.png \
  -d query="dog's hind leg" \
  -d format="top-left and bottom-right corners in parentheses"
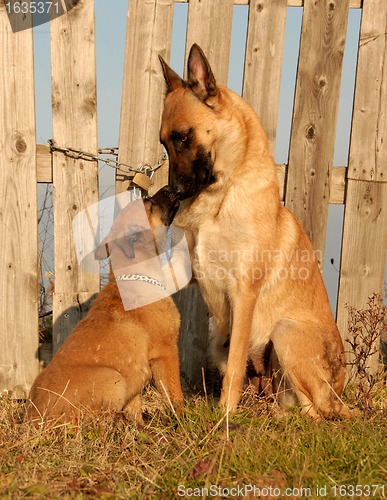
top-left (28, 366), bottom-right (132, 422)
top-left (270, 319), bottom-right (352, 419)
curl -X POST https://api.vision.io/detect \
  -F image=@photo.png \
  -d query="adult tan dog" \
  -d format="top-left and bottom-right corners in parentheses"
top-left (26, 187), bottom-right (183, 426)
top-left (159, 44), bottom-right (351, 419)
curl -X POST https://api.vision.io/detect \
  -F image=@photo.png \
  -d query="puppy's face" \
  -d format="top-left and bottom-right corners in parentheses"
top-left (96, 187), bottom-right (180, 269)
top-left (159, 44), bottom-right (219, 200)
top-left (145, 185), bottom-right (180, 227)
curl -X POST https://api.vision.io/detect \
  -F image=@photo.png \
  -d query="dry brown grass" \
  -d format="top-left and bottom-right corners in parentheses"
top-left (1, 378), bottom-right (387, 499)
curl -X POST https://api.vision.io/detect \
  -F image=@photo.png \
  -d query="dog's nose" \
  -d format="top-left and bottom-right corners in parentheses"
top-left (150, 185), bottom-right (178, 204)
top-left (147, 186), bottom-right (180, 225)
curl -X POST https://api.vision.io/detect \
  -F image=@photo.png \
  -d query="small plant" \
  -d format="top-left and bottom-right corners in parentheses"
top-left (345, 293), bottom-right (387, 411)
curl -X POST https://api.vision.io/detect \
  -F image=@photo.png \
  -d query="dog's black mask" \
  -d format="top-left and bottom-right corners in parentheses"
top-left (159, 44), bottom-right (217, 201)
top-left (166, 141), bottom-right (215, 201)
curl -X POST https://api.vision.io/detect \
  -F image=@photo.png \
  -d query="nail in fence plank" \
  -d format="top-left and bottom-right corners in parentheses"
top-left (50, 0), bottom-right (100, 353)
top-left (243, 0), bottom-right (287, 157)
top-left (0, 6), bottom-right (39, 396)
top-left (285, 0), bottom-right (350, 271)
top-left (337, 0), bottom-right (387, 371)
top-left (117, 0), bottom-right (174, 195)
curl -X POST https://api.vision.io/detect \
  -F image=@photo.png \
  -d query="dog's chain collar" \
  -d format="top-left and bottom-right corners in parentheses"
top-left (115, 273), bottom-right (167, 291)
top-left (48, 140), bottom-right (167, 176)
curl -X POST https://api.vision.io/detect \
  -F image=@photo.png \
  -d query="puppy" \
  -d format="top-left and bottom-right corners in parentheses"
top-left (159, 44), bottom-right (351, 419)
top-left (26, 187), bottom-right (183, 425)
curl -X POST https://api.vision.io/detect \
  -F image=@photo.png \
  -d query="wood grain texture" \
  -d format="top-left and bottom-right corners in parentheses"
top-left (174, 0), bottom-right (363, 8)
top-left (50, 0), bottom-right (100, 352)
top-left (0, 5), bottom-right (39, 396)
top-left (117, 0), bottom-right (174, 194)
top-left (330, 166), bottom-right (346, 204)
top-left (336, 0), bottom-right (387, 372)
top-left (36, 146), bottom-right (348, 203)
top-left (184, 0), bottom-right (234, 85)
top-left (336, 180), bottom-right (387, 369)
top-left (243, 0), bottom-right (287, 156)
top-left (347, 0), bottom-right (387, 182)
top-left (285, 0), bottom-right (350, 270)
top-left (36, 145), bottom-right (52, 183)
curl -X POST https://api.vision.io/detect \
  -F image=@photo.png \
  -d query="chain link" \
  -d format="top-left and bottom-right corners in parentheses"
top-left (48, 140), bottom-right (167, 177)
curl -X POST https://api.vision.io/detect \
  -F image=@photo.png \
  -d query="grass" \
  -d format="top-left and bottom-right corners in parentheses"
top-left (1, 380), bottom-right (387, 500)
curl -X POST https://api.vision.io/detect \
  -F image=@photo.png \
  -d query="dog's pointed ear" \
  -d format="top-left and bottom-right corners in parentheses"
top-left (159, 55), bottom-right (184, 93)
top-left (187, 44), bottom-right (217, 102)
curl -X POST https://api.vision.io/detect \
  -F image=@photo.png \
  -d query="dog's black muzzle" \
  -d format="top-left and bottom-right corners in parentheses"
top-left (168, 146), bottom-right (215, 201)
top-left (146, 186), bottom-right (180, 225)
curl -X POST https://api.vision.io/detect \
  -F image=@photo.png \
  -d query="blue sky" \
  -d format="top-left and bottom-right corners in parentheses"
top-left (33, 2), bottom-right (385, 314)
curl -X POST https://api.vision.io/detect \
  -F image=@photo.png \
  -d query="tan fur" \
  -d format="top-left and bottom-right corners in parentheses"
top-left (159, 45), bottom-right (351, 419)
top-left (26, 193), bottom-right (183, 426)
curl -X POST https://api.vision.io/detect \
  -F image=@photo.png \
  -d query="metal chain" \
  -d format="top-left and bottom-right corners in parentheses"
top-left (48, 139), bottom-right (167, 176)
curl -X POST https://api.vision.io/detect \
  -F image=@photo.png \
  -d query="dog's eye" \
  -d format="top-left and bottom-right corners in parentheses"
top-left (129, 233), bottom-right (141, 243)
top-left (180, 136), bottom-right (188, 143)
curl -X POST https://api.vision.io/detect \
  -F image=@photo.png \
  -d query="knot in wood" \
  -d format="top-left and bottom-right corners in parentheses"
top-left (16, 137), bottom-right (27, 153)
top-left (318, 77), bottom-right (327, 89)
top-left (305, 124), bottom-right (316, 140)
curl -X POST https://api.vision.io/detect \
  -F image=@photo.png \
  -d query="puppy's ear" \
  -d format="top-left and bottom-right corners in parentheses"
top-left (159, 55), bottom-right (184, 94)
top-left (187, 44), bottom-right (217, 102)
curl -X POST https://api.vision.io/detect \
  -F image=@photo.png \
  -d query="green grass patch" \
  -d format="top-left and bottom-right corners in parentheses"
top-left (1, 383), bottom-right (387, 499)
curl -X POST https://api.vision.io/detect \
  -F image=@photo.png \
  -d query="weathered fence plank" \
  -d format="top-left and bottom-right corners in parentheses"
top-left (243, 0), bottom-right (287, 157)
top-left (337, 0), bottom-right (387, 370)
top-left (174, 0), bottom-right (363, 8)
top-left (36, 145), bottom-right (52, 183)
top-left (36, 146), bottom-right (347, 203)
top-left (172, 0), bottom-right (235, 387)
top-left (285, 0), bottom-right (350, 271)
top-left (2, 0), bottom-right (385, 396)
top-left (50, 0), bottom-right (100, 352)
top-left (184, 0), bottom-right (234, 85)
top-left (0, 5), bottom-right (39, 396)
top-left (117, 0), bottom-right (174, 195)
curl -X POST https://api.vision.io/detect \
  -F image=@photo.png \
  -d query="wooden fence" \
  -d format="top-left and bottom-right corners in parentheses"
top-left (0, 0), bottom-right (386, 397)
